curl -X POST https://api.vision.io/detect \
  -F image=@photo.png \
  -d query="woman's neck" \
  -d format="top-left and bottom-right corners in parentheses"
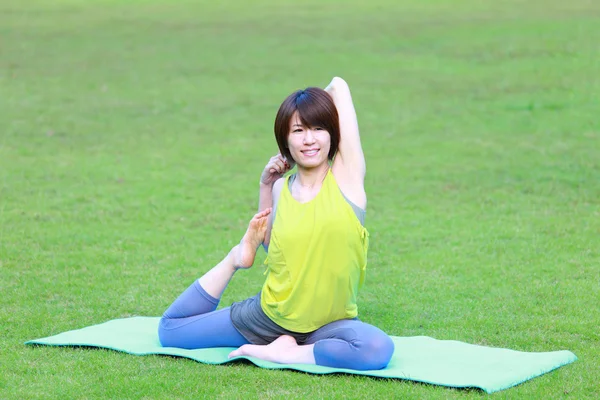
top-left (295, 163), bottom-right (330, 189)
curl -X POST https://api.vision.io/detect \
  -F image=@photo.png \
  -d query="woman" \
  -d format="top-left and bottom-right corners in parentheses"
top-left (158, 77), bottom-right (394, 370)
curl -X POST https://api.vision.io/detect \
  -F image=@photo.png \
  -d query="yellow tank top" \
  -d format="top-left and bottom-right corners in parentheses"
top-left (260, 169), bottom-right (369, 333)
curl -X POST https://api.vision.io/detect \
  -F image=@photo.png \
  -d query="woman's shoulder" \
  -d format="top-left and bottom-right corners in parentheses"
top-left (273, 176), bottom-right (287, 198)
top-left (273, 175), bottom-right (296, 207)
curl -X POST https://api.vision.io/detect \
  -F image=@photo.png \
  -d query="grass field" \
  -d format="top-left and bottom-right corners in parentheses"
top-left (1, 0), bottom-right (599, 398)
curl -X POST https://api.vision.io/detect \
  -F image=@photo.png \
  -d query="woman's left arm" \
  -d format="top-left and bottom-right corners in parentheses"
top-left (326, 77), bottom-right (367, 209)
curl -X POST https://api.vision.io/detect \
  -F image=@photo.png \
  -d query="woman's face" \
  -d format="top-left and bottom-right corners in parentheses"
top-left (286, 112), bottom-right (331, 169)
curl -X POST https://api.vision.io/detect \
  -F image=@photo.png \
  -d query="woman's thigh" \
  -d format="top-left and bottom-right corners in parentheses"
top-left (159, 306), bottom-right (250, 349)
top-left (304, 319), bottom-right (385, 343)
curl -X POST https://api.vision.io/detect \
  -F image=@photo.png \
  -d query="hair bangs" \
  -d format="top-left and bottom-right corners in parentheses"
top-left (295, 88), bottom-right (336, 131)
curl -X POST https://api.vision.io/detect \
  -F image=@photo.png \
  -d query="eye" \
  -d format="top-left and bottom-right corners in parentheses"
top-left (292, 128), bottom-right (303, 133)
top-left (315, 127), bottom-right (324, 131)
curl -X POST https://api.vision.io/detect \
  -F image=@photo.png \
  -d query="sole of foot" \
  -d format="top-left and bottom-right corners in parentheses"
top-left (234, 208), bottom-right (271, 269)
top-left (228, 335), bottom-right (306, 364)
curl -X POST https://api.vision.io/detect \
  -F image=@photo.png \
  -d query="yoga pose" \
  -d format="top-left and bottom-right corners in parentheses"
top-left (158, 77), bottom-right (394, 370)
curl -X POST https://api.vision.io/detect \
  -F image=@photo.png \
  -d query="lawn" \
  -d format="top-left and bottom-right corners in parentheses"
top-left (1, 0), bottom-right (599, 398)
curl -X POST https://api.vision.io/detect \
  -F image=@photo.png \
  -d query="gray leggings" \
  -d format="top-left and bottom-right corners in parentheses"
top-left (158, 280), bottom-right (395, 370)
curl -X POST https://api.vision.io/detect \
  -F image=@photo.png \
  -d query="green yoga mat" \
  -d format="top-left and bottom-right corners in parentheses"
top-left (25, 317), bottom-right (576, 394)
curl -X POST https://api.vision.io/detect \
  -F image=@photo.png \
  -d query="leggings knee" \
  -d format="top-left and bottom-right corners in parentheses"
top-left (157, 316), bottom-right (176, 347)
top-left (314, 333), bottom-right (395, 370)
top-left (362, 334), bottom-right (395, 370)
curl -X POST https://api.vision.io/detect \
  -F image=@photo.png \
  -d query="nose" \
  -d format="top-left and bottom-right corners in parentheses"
top-left (303, 129), bottom-right (316, 144)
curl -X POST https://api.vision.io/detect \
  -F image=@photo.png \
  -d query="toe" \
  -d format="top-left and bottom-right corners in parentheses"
top-left (229, 346), bottom-right (245, 358)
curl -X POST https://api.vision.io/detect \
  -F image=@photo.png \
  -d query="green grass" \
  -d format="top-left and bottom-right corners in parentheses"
top-left (1, 0), bottom-right (599, 398)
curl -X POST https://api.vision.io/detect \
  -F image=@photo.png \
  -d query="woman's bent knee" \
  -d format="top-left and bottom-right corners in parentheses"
top-left (158, 316), bottom-right (174, 347)
top-left (363, 334), bottom-right (395, 370)
top-left (158, 315), bottom-right (190, 348)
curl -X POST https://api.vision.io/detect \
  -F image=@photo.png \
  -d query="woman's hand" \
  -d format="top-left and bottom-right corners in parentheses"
top-left (260, 154), bottom-right (291, 186)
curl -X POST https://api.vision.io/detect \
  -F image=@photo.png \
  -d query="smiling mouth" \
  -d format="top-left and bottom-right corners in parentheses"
top-left (302, 149), bottom-right (319, 157)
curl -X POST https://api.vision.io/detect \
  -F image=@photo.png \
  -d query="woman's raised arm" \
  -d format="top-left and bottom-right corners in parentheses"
top-left (327, 77), bottom-right (367, 208)
top-left (258, 154), bottom-right (290, 250)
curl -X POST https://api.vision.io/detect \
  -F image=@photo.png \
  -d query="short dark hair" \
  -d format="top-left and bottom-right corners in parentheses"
top-left (274, 87), bottom-right (340, 163)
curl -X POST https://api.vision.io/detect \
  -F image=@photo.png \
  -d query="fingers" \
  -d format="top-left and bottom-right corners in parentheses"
top-left (277, 154), bottom-right (291, 170)
top-left (267, 159), bottom-right (289, 175)
top-left (282, 156), bottom-right (293, 169)
top-left (274, 160), bottom-right (286, 173)
top-left (272, 154), bottom-right (290, 168)
top-left (262, 154), bottom-right (291, 186)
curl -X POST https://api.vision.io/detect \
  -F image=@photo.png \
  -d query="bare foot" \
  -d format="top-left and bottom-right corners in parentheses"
top-left (228, 335), bottom-right (315, 364)
top-left (233, 208), bottom-right (272, 269)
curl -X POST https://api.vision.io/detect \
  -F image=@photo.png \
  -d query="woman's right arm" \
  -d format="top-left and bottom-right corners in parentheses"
top-left (259, 154), bottom-right (290, 250)
top-left (258, 182), bottom-right (275, 213)
top-left (262, 178), bottom-right (284, 251)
